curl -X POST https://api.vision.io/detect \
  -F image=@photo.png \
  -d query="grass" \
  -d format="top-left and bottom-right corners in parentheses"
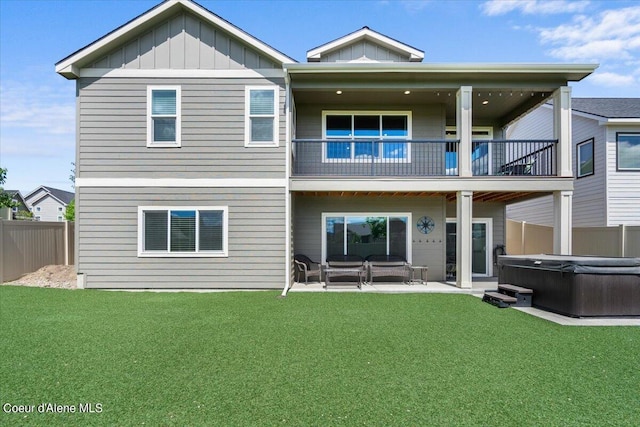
top-left (1, 286), bottom-right (639, 426)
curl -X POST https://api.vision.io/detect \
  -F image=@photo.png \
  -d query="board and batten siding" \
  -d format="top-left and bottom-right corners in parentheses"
top-left (605, 125), bottom-right (640, 225)
top-left (319, 40), bottom-right (410, 63)
top-left (77, 187), bottom-right (286, 288)
top-left (293, 195), bottom-right (447, 280)
top-left (77, 77), bottom-right (286, 179)
top-left (90, 11), bottom-right (278, 70)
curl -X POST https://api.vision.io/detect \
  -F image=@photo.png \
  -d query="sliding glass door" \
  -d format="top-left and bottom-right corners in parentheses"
top-left (323, 214), bottom-right (410, 262)
top-left (446, 218), bottom-right (493, 277)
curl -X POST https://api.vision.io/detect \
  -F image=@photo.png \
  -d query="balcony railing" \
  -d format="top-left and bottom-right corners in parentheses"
top-left (291, 139), bottom-right (557, 177)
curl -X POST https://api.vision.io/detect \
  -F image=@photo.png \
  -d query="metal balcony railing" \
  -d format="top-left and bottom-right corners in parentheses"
top-left (292, 139), bottom-right (459, 177)
top-left (291, 139), bottom-right (558, 177)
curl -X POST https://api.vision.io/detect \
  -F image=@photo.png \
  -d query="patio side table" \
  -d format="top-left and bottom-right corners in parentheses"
top-left (410, 266), bottom-right (428, 285)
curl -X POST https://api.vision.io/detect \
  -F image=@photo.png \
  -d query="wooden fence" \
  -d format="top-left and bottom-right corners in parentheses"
top-left (0, 220), bottom-right (74, 283)
top-left (507, 220), bottom-right (640, 257)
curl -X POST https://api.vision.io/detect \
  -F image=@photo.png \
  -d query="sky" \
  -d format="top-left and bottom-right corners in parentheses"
top-left (1, 0), bottom-right (639, 195)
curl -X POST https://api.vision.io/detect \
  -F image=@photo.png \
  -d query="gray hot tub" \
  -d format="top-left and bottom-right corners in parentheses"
top-left (497, 254), bottom-right (640, 317)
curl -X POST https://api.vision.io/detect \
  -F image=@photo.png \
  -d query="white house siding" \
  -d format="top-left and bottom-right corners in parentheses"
top-left (90, 11), bottom-right (278, 70)
top-left (77, 76), bottom-right (286, 179)
top-left (507, 105), bottom-right (608, 227)
top-left (294, 195), bottom-right (447, 280)
top-left (605, 126), bottom-right (640, 225)
top-left (77, 186), bottom-right (286, 289)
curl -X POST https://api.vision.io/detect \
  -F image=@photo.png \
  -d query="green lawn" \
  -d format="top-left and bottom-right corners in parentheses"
top-left (1, 286), bottom-right (639, 426)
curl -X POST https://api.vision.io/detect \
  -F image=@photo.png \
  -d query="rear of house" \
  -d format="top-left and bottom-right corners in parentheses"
top-left (57, 0), bottom-right (596, 289)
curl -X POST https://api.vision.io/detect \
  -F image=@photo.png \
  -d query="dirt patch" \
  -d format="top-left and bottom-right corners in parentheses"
top-left (4, 265), bottom-right (77, 289)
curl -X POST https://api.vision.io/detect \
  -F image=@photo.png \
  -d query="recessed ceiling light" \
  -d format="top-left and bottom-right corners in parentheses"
top-left (482, 100), bottom-right (489, 105)
top-left (404, 90), bottom-right (411, 95)
top-left (336, 90), bottom-right (343, 95)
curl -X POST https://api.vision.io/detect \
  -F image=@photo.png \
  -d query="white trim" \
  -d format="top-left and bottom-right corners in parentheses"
top-left (75, 178), bottom-right (286, 188)
top-left (56, 0), bottom-right (295, 78)
top-left (137, 205), bottom-right (229, 258)
top-left (79, 68), bottom-right (285, 79)
top-left (321, 111), bottom-right (412, 163)
top-left (307, 27), bottom-right (424, 62)
top-left (321, 212), bottom-right (412, 264)
top-left (245, 86), bottom-right (280, 147)
top-left (147, 86), bottom-right (181, 148)
top-left (446, 217), bottom-right (493, 277)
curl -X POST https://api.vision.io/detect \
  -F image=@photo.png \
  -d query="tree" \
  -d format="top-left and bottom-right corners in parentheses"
top-left (64, 199), bottom-right (75, 221)
top-left (0, 167), bottom-right (17, 209)
top-left (69, 162), bottom-right (76, 188)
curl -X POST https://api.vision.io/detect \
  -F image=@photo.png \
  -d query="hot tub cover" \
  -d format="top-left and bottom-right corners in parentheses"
top-left (497, 254), bottom-right (640, 275)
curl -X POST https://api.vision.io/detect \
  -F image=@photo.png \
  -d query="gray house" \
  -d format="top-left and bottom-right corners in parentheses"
top-left (0, 190), bottom-right (28, 220)
top-left (507, 99), bottom-right (640, 227)
top-left (56, 0), bottom-right (596, 290)
top-left (24, 186), bottom-right (75, 222)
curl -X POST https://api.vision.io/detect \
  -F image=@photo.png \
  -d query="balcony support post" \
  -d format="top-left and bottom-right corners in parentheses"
top-left (553, 86), bottom-right (572, 177)
top-left (457, 86), bottom-right (473, 177)
top-left (553, 190), bottom-right (573, 254)
top-left (456, 190), bottom-right (473, 288)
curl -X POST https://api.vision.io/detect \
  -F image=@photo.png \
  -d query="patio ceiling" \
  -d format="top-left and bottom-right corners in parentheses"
top-left (292, 87), bottom-right (553, 124)
top-left (294, 190), bottom-right (546, 204)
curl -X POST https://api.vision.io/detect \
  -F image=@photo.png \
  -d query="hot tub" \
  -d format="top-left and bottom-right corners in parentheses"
top-left (497, 255), bottom-right (640, 317)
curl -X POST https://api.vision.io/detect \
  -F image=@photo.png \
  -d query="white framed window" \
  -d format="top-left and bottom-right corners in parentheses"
top-left (58, 206), bottom-right (64, 212)
top-left (58, 216), bottom-right (64, 222)
top-left (36, 206), bottom-right (41, 212)
top-left (245, 86), bottom-right (279, 147)
top-left (616, 132), bottom-right (640, 171)
top-left (138, 206), bottom-right (228, 257)
top-left (147, 86), bottom-right (181, 147)
top-left (35, 216), bottom-right (41, 221)
top-left (321, 213), bottom-right (412, 263)
top-left (577, 138), bottom-right (594, 178)
top-left (322, 111), bottom-right (411, 162)
top-left (446, 126), bottom-right (494, 176)
top-left (12, 206), bottom-right (18, 212)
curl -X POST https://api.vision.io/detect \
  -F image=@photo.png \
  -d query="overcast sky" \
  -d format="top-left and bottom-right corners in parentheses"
top-left (1, 0), bottom-right (639, 194)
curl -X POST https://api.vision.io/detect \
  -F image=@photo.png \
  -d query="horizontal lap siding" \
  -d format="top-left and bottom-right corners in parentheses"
top-left (606, 126), bottom-right (640, 225)
top-left (77, 187), bottom-right (285, 288)
top-left (78, 77), bottom-right (286, 179)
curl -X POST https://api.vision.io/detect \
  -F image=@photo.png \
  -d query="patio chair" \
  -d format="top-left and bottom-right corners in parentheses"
top-left (294, 254), bottom-right (322, 284)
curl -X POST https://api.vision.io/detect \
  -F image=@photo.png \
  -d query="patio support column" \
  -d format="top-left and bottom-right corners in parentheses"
top-left (553, 190), bottom-right (572, 254)
top-left (457, 86), bottom-right (473, 177)
top-left (456, 190), bottom-right (473, 288)
top-left (553, 86), bottom-right (572, 177)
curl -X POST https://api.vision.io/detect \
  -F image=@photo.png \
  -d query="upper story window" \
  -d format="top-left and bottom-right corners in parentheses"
top-left (138, 206), bottom-right (228, 257)
top-left (577, 138), bottom-right (594, 178)
top-left (245, 86), bottom-right (279, 147)
top-left (617, 133), bottom-right (640, 171)
top-left (147, 86), bottom-right (181, 147)
top-left (323, 112), bottom-right (411, 162)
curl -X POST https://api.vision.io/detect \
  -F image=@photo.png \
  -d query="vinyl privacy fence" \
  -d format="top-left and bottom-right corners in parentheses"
top-left (507, 220), bottom-right (640, 257)
top-left (0, 220), bottom-right (74, 283)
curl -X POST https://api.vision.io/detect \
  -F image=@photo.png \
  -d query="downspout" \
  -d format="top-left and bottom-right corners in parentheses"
top-left (281, 68), bottom-right (292, 297)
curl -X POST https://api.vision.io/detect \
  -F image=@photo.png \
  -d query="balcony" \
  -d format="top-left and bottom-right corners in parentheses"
top-left (292, 139), bottom-right (557, 177)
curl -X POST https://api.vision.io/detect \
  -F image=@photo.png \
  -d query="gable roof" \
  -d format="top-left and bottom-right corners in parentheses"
top-left (306, 27), bottom-right (424, 62)
top-left (571, 98), bottom-right (640, 119)
top-left (25, 186), bottom-right (75, 206)
top-left (56, 0), bottom-right (296, 79)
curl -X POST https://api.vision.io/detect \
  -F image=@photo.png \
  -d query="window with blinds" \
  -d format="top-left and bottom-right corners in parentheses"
top-left (147, 86), bottom-right (181, 147)
top-left (245, 86), bottom-right (279, 147)
top-left (139, 207), bottom-right (228, 257)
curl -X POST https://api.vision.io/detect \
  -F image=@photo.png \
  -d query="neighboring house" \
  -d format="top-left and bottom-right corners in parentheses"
top-left (507, 98), bottom-right (640, 227)
top-left (24, 186), bottom-right (75, 222)
top-left (0, 190), bottom-right (28, 219)
top-left (55, 0), bottom-right (596, 289)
